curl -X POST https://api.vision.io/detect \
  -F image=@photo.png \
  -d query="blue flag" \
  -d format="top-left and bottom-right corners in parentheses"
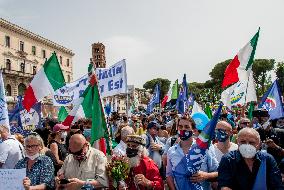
top-left (252, 157), bottom-right (266, 190)
top-left (9, 96), bottom-right (42, 136)
top-left (0, 71), bottom-right (9, 130)
top-left (182, 74), bottom-right (189, 99)
top-left (146, 84), bottom-right (160, 114)
top-left (176, 87), bottom-right (188, 114)
top-left (260, 80), bottom-right (284, 120)
top-left (188, 92), bottom-right (195, 106)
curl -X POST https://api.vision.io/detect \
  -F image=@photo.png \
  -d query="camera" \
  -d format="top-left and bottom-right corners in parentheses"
top-left (252, 110), bottom-right (269, 118)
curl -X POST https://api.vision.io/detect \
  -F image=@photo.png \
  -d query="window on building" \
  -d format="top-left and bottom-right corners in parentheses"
top-left (67, 59), bottom-right (70, 67)
top-left (95, 48), bottom-right (99, 52)
top-left (6, 84), bottom-right (11, 96)
top-left (67, 75), bottom-right (71, 82)
top-left (42, 50), bottom-right (46, 58)
top-left (33, 66), bottom-right (37, 75)
top-left (96, 62), bottom-right (100, 67)
top-left (20, 41), bottom-right (24, 51)
top-left (60, 56), bottom-right (62, 65)
top-left (20, 63), bottom-right (25, 73)
top-left (32, 46), bottom-right (36, 55)
top-left (118, 100), bottom-right (120, 104)
top-left (97, 55), bottom-right (101, 59)
top-left (5, 36), bottom-right (10, 47)
top-left (118, 107), bottom-right (120, 111)
top-left (6, 59), bottom-right (11, 70)
top-left (18, 83), bottom-right (26, 96)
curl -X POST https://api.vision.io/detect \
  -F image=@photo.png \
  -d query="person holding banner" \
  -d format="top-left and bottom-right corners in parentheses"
top-left (15, 133), bottom-right (55, 190)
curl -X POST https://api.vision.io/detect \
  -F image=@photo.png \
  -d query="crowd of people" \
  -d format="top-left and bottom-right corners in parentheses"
top-left (1, 107), bottom-right (284, 190)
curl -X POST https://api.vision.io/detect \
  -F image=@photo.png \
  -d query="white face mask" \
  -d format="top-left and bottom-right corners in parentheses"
top-left (26, 153), bottom-right (40, 160)
top-left (61, 131), bottom-right (67, 139)
top-left (239, 144), bottom-right (257, 158)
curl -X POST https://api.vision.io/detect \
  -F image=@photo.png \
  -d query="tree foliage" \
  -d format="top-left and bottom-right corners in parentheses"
top-left (275, 62), bottom-right (284, 94)
top-left (143, 78), bottom-right (171, 99)
top-left (252, 59), bottom-right (275, 97)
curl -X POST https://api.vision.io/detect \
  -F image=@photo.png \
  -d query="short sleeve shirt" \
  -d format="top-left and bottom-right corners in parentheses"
top-left (59, 147), bottom-right (109, 187)
top-left (0, 136), bottom-right (24, 169)
top-left (15, 155), bottom-right (55, 189)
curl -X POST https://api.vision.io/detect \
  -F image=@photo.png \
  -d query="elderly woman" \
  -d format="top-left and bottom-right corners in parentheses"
top-left (15, 133), bottom-right (55, 190)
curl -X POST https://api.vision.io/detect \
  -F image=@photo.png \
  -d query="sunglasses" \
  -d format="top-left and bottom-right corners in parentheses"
top-left (69, 143), bottom-right (87, 155)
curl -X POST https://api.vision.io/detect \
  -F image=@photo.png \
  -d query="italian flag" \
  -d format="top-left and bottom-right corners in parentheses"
top-left (162, 79), bottom-right (179, 107)
top-left (222, 28), bottom-right (260, 88)
top-left (23, 53), bottom-right (65, 111)
top-left (62, 67), bottom-right (108, 154)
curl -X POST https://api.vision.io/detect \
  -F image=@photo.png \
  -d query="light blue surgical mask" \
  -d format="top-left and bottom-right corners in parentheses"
top-left (83, 129), bottom-right (91, 138)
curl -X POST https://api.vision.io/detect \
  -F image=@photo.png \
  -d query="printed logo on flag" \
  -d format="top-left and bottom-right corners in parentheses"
top-left (0, 98), bottom-right (8, 122)
top-left (263, 96), bottom-right (276, 111)
top-left (230, 83), bottom-right (245, 104)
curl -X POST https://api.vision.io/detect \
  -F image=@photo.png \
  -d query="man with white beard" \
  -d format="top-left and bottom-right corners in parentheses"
top-left (120, 135), bottom-right (163, 190)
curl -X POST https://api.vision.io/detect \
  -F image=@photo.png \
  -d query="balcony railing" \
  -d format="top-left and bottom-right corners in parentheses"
top-left (1, 68), bottom-right (35, 78)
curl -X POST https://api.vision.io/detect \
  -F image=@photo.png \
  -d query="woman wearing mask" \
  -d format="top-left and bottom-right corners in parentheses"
top-left (48, 123), bottom-right (68, 174)
top-left (15, 133), bottom-right (55, 190)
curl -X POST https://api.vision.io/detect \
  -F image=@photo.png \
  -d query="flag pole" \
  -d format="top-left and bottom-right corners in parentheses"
top-left (243, 72), bottom-right (252, 114)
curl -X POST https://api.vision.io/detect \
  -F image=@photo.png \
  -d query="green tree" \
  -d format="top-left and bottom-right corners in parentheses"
top-left (275, 62), bottom-right (284, 94)
top-left (143, 78), bottom-right (171, 99)
top-left (209, 59), bottom-right (232, 86)
top-left (252, 59), bottom-right (275, 97)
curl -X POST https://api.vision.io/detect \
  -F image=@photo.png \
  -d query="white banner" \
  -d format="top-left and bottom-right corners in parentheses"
top-left (96, 59), bottom-right (127, 98)
top-left (53, 60), bottom-right (127, 106)
top-left (0, 168), bottom-right (26, 190)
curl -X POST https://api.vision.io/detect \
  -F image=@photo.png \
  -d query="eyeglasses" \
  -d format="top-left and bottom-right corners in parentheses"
top-left (25, 144), bottom-right (40, 149)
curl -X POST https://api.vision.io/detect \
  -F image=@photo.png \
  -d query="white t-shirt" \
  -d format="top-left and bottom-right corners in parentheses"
top-left (0, 136), bottom-right (25, 169)
top-left (209, 142), bottom-right (238, 163)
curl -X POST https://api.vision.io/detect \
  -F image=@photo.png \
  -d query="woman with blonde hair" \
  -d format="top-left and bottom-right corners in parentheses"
top-left (15, 132), bottom-right (55, 190)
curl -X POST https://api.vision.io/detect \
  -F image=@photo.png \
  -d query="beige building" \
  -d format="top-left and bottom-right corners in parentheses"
top-left (0, 18), bottom-right (74, 99)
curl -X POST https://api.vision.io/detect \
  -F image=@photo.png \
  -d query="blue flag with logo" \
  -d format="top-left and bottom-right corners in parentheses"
top-left (146, 84), bottom-right (160, 114)
top-left (188, 92), bottom-right (195, 106)
top-left (0, 71), bottom-right (9, 130)
top-left (9, 96), bottom-right (42, 136)
top-left (176, 88), bottom-right (188, 114)
top-left (260, 80), bottom-right (284, 120)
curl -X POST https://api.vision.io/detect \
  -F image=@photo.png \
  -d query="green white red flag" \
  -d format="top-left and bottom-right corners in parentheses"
top-left (23, 53), bottom-right (65, 111)
top-left (222, 28), bottom-right (260, 88)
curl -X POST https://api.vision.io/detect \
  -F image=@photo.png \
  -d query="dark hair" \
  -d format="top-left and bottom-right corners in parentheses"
top-left (177, 116), bottom-right (196, 129)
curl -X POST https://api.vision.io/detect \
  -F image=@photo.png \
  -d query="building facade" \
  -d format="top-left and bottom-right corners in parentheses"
top-left (0, 18), bottom-right (74, 115)
top-left (0, 18), bottom-right (74, 98)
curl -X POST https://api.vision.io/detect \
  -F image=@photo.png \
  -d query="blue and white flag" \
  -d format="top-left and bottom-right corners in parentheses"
top-left (188, 92), bottom-right (195, 106)
top-left (0, 71), bottom-right (9, 130)
top-left (9, 96), bottom-right (42, 136)
top-left (260, 80), bottom-right (284, 120)
top-left (176, 88), bottom-right (188, 114)
top-left (53, 60), bottom-right (128, 106)
top-left (146, 84), bottom-right (160, 114)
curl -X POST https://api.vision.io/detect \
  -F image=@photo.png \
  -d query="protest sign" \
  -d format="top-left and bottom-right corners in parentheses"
top-left (0, 168), bottom-right (26, 190)
top-left (52, 59), bottom-right (127, 106)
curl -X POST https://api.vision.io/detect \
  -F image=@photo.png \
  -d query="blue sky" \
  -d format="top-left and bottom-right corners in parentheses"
top-left (1, 0), bottom-right (283, 87)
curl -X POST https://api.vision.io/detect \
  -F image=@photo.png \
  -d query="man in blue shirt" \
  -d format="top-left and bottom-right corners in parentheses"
top-left (218, 127), bottom-right (284, 190)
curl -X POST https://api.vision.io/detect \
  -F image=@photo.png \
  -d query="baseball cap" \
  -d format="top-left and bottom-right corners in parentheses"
top-left (53, 123), bottom-right (69, 132)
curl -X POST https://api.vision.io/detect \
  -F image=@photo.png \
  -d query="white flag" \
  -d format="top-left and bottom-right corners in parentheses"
top-left (0, 71), bottom-right (10, 130)
top-left (191, 101), bottom-right (205, 115)
top-left (221, 72), bottom-right (257, 109)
